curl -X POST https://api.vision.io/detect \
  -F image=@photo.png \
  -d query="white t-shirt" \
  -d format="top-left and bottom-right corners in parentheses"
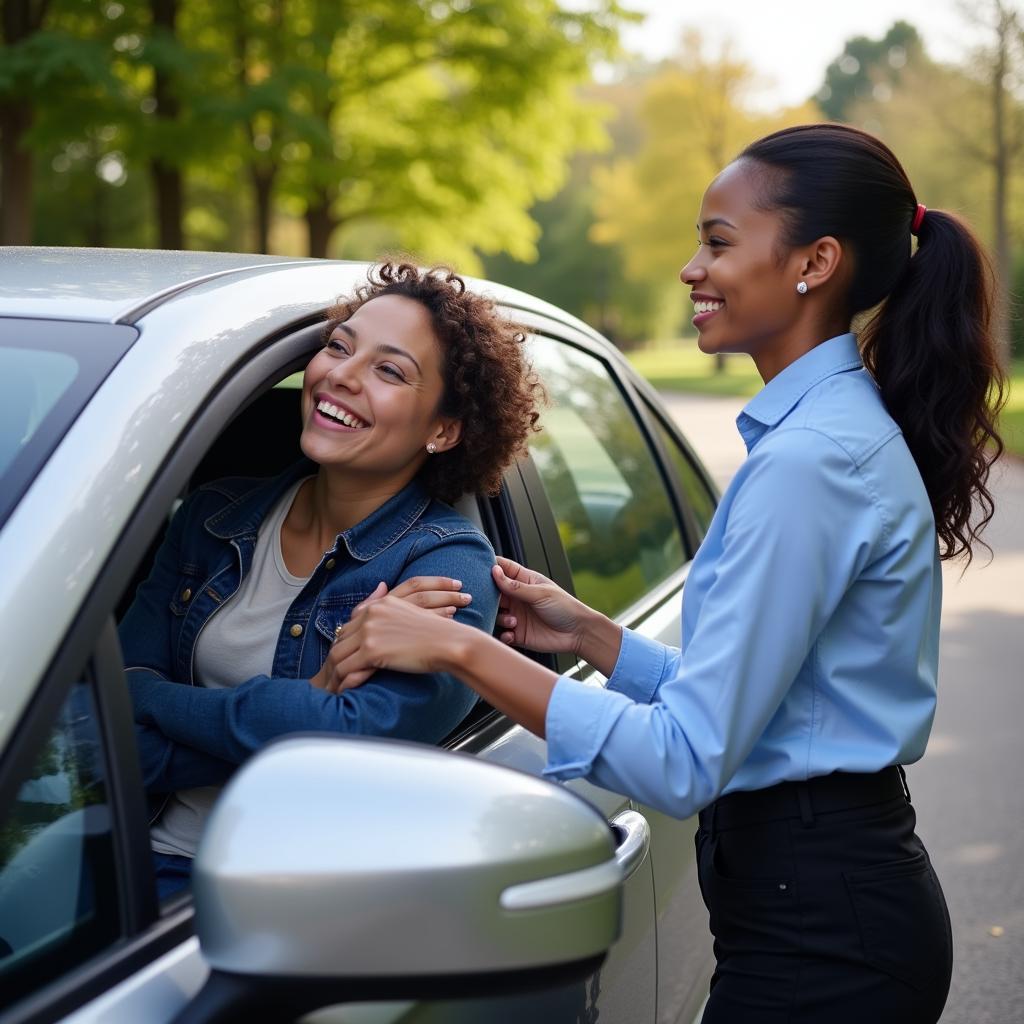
top-left (150, 477), bottom-right (313, 858)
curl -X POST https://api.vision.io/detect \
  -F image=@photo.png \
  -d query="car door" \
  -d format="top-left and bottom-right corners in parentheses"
top-left (492, 330), bottom-right (718, 1024)
top-left (0, 322), bottom-right (651, 1024)
top-left (632, 398), bottom-right (720, 1024)
top-left (0, 301), bottom-right (712, 1024)
top-left (0, 618), bottom-right (201, 1024)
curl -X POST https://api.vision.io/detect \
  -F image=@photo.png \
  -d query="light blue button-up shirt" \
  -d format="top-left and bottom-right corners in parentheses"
top-left (544, 334), bottom-right (941, 819)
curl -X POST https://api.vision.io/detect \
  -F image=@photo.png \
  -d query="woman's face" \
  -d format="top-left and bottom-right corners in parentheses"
top-left (679, 161), bottom-right (803, 362)
top-left (300, 294), bottom-right (457, 487)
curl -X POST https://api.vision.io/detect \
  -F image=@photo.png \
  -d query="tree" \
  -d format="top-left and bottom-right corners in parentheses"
top-left (223, 0), bottom-right (289, 253)
top-left (483, 160), bottom-right (664, 346)
top-left (147, 0), bottom-right (184, 248)
top-left (972, 0), bottom-right (1024, 364)
top-left (270, 0), bottom-right (629, 262)
top-left (827, 12), bottom-right (1024, 364)
top-left (816, 21), bottom-right (924, 122)
top-left (8, 0), bottom-right (633, 264)
top-left (591, 32), bottom-right (816, 350)
top-left (0, 0), bottom-right (116, 243)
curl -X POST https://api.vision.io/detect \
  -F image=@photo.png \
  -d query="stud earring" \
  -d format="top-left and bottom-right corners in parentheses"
top-left (426, 442), bottom-right (437, 454)
top-left (796, 281), bottom-right (808, 295)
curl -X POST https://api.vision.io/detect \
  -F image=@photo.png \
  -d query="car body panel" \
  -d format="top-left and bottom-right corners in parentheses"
top-left (0, 247), bottom-right (307, 323)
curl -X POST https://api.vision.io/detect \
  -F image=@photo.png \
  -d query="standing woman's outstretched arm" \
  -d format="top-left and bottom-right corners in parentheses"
top-left (328, 555), bottom-right (622, 736)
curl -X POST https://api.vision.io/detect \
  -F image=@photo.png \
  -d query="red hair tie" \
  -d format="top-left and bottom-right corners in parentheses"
top-left (911, 203), bottom-right (927, 235)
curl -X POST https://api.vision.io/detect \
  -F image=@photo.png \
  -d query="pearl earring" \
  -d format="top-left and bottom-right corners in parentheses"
top-left (426, 442), bottom-right (437, 454)
top-left (796, 281), bottom-right (808, 295)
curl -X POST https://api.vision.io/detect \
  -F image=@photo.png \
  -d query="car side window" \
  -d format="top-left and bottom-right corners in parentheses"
top-left (528, 337), bottom-right (685, 619)
top-left (0, 679), bottom-right (120, 1011)
top-left (650, 413), bottom-right (717, 545)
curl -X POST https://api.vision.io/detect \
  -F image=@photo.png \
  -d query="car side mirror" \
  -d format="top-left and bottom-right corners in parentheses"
top-left (172, 736), bottom-right (623, 1024)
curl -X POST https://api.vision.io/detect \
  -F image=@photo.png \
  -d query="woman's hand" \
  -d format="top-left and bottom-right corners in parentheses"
top-left (310, 577), bottom-right (470, 692)
top-left (352, 576), bottom-right (471, 618)
top-left (318, 596), bottom-right (466, 693)
top-left (491, 556), bottom-right (591, 653)
top-left (492, 556), bottom-right (622, 676)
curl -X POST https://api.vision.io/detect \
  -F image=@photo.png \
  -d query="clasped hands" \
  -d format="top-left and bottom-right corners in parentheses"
top-left (309, 556), bottom-right (594, 694)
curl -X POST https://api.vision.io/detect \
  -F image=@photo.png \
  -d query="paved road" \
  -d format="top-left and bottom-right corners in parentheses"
top-left (661, 392), bottom-right (1024, 1024)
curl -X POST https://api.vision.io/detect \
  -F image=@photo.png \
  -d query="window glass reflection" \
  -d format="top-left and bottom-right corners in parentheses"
top-left (528, 339), bottom-right (685, 619)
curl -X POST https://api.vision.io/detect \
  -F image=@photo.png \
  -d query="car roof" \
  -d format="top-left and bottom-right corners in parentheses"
top-left (0, 248), bottom-right (607, 348)
top-left (0, 247), bottom-right (318, 323)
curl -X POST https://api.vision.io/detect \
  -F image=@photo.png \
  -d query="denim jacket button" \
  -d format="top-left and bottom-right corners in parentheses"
top-left (290, 624), bottom-right (303, 638)
top-left (325, 558), bottom-right (336, 570)
top-left (181, 588), bottom-right (192, 603)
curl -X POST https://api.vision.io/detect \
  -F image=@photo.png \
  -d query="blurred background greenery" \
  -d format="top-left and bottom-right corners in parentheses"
top-left (1, 0), bottom-right (1021, 451)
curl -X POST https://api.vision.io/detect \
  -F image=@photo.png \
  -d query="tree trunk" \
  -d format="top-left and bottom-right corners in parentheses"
top-left (150, 0), bottom-right (184, 249)
top-left (306, 190), bottom-right (337, 258)
top-left (0, 102), bottom-right (33, 244)
top-left (151, 161), bottom-right (184, 250)
top-left (992, 5), bottom-right (1013, 368)
top-left (1, 0), bottom-right (51, 244)
top-left (251, 167), bottom-right (275, 253)
top-left (85, 176), bottom-right (107, 248)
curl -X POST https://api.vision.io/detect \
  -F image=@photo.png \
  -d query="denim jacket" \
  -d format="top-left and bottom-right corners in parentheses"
top-left (119, 461), bottom-right (496, 794)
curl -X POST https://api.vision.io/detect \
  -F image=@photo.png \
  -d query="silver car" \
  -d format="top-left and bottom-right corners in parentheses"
top-left (0, 248), bottom-right (717, 1024)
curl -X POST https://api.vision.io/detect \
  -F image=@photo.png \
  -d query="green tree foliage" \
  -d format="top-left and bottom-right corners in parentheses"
top-left (589, 32), bottom-right (816, 343)
top-left (816, 21), bottom-right (923, 122)
top-left (0, 0), bottom-right (125, 244)
top-left (4, 0), bottom-right (632, 262)
top-left (269, 0), bottom-right (629, 263)
top-left (823, 12), bottom-right (1024, 360)
top-left (482, 73), bottom-right (668, 346)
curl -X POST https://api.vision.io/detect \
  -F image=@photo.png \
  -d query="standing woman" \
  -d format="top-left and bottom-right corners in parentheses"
top-left (330, 125), bottom-right (1006, 1022)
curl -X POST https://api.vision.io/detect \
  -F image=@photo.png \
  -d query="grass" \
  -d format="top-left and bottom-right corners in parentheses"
top-left (628, 343), bottom-right (1024, 459)
top-left (1001, 364), bottom-right (1024, 458)
top-left (627, 340), bottom-right (763, 399)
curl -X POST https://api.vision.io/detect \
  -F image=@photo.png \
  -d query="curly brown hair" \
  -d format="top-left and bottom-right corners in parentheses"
top-left (325, 263), bottom-right (544, 505)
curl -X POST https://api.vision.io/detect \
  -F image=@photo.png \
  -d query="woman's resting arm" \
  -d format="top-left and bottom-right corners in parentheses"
top-left (127, 530), bottom-right (498, 763)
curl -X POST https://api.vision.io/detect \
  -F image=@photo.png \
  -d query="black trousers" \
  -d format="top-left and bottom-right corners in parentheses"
top-left (695, 767), bottom-right (952, 1023)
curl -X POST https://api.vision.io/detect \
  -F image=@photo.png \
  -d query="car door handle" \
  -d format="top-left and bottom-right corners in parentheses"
top-left (498, 809), bottom-right (652, 912)
top-left (611, 809), bottom-right (650, 881)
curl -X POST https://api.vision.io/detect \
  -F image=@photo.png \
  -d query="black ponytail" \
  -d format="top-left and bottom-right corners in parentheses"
top-left (740, 124), bottom-right (1006, 562)
top-left (861, 210), bottom-right (1005, 562)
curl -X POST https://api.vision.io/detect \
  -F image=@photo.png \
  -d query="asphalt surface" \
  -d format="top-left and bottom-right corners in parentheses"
top-left (661, 392), bottom-right (1024, 1024)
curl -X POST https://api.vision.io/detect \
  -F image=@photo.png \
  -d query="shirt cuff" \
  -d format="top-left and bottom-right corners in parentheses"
top-left (543, 674), bottom-right (633, 782)
top-left (605, 628), bottom-right (667, 704)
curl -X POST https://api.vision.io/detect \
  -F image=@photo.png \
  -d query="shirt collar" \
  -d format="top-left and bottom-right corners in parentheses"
top-left (339, 476), bottom-right (431, 562)
top-left (207, 460), bottom-right (431, 561)
top-left (206, 460), bottom-right (315, 539)
top-left (736, 333), bottom-right (862, 452)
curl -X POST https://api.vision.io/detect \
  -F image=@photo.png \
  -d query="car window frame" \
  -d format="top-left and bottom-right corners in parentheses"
top-left (0, 619), bottom-right (161, 1024)
top-left (634, 396), bottom-right (720, 556)
top-left (0, 309), bottom-right (579, 1018)
top-left (0, 320), bottom-right (139, 531)
top-left (519, 329), bottom-right (697, 623)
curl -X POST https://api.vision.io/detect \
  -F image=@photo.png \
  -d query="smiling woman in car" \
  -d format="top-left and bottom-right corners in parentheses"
top-left (118, 262), bottom-right (542, 899)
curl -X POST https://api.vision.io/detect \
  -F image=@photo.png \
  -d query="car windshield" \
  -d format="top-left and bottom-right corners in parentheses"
top-left (0, 321), bottom-right (138, 529)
